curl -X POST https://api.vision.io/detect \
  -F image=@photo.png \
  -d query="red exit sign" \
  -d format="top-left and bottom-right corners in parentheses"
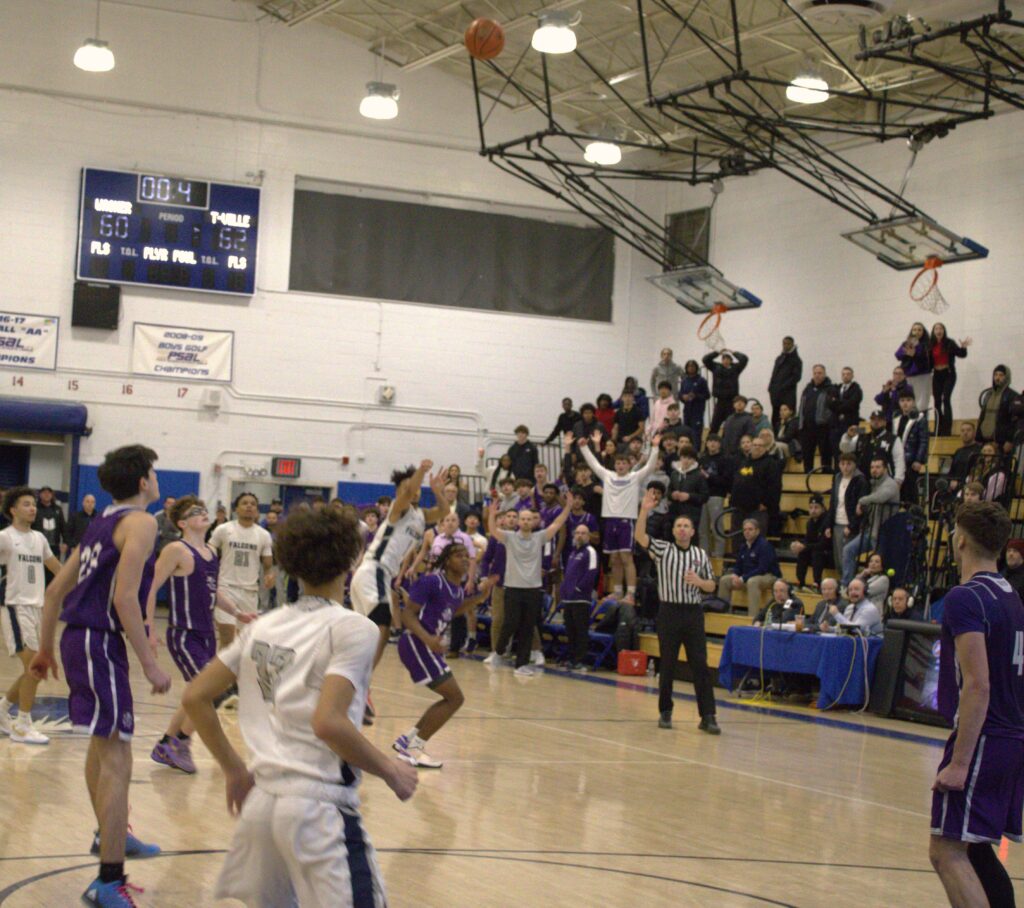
top-left (271, 457), bottom-right (301, 479)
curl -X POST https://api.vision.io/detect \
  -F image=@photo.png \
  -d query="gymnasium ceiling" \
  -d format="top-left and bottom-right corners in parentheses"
top-left (248, 0), bottom-right (1024, 160)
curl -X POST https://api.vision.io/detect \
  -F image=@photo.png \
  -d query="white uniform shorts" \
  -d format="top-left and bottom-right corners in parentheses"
top-left (2, 603), bottom-right (41, 656)
top-left (216, 787), bottom-right (386, 908)
top-left (349, 564), bottom-right (393, 624)
top-left (214, 585), bottom-right (259, 627)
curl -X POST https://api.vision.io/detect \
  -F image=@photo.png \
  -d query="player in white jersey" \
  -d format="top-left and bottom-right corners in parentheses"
top-left (208, 492), bottom-right (275, 650)
top-left (350, 460), bottom-right (450, 669)
top-left (183, 506), bottom-right (418, 908)
top-left (0, 487), bottom-right (63, 744)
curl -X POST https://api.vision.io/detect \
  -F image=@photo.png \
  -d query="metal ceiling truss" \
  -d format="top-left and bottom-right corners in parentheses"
top-left (468, 1), bottom-right (1001, 274)
top-left (639, 0), bottom-right (994, 225)
top-left (856, 1), bottom-right (1024, 111)
top-left (470, 48), bottom-right (765, 270)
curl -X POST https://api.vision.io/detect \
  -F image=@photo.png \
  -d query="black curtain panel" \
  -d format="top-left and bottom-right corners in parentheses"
top-left (289, 190), bottom-right (614, 322)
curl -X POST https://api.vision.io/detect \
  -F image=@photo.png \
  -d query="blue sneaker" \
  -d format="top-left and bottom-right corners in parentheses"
top-left (81, 876), bottom-right (143, 906)
top-left (90, 829), bottom-right (161, 859)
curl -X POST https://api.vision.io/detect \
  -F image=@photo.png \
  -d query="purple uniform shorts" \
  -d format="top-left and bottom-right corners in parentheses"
top-left (167, 627), bottom-right (217, 682)
top-left (398, 632), bottom-right (451, 689)
top-left (60, 625), bottom-right (135, 739)
top-left (931, 732), bottom-right (1024, 844)
top-left (602, 517), bottom-right (635, 554)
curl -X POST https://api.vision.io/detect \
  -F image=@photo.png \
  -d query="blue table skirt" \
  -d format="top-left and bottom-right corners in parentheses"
top-left (718, 625), bottom-right (883, 709)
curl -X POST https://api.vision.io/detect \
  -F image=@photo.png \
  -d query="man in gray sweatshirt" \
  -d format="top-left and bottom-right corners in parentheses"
top-left (841, 457), bottom-right (899, 585)
top-left (650, 347), bottom-right (685, 397)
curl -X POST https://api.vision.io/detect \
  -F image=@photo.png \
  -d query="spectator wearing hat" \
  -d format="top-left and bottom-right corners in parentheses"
top-left (977, 363), bottom-right (1017, 453)
top-left (839, 409), bottom-right (905, 483)
top-left (1003, 539), bottom-right (1024, 599)
top-left (703, 349), bottom-right (749, 434)
top-left (790, 494), bottom-right (831, 590)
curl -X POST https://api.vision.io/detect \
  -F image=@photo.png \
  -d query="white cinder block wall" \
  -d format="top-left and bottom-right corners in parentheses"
top-left (1, 0), bottom-right (1021, 504)
top-left (658, 111), bottom-right (1024, 418)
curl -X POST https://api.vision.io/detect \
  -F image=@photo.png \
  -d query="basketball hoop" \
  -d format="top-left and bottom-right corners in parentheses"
top-left (697, 303), bottom-right (728, 351)
top-left (909, 255), bottom-right (949, 314)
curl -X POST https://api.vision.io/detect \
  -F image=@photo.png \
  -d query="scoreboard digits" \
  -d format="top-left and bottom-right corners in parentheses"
top-left (77, 168), bottom-right (260, 296)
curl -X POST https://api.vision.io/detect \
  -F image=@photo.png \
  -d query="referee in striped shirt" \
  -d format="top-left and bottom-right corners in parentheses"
top-left (637, 488), bottom-right (720, 734)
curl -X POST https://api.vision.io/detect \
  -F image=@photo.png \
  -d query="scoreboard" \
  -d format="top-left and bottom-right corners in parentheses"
top-left (76, 168), bottom-right (260, 296)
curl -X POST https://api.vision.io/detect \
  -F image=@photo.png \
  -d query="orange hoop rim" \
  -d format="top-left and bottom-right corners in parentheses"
top-left (909, 255), bottom-right (943, 301)
top-left (697, 303), bottom-right (728, 340)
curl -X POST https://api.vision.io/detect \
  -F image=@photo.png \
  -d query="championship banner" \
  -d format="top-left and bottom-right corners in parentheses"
top-left (0, 312), bottom-right (59, 371)
top-left (132, 322), bottom-right (234, 382)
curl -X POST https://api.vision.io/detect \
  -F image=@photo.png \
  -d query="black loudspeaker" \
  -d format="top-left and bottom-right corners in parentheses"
top-left (72, 281), bottom-right (121, 330)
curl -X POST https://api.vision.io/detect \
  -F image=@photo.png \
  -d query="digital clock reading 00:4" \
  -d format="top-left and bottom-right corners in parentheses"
top-left (77, 168), bottom-right (260, 296)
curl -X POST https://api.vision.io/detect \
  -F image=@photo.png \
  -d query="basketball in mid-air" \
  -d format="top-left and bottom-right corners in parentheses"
top-left (464, 18), bottom-right (504, 61)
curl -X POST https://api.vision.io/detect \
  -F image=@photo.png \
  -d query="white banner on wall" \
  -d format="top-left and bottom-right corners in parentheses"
top-left (132, 322), bottom-right (234, 383)
top-left (0, 311), bottom-right (59, 371)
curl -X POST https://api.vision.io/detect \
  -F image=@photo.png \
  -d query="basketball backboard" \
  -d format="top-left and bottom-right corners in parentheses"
top-left (647, 265), bottom-right (763, 314)
top-left (842, 215), bottom-right (989, 271)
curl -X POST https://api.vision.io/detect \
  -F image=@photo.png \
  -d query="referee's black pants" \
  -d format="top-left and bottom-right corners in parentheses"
top-left (656, 603), bottom-right (716, 719)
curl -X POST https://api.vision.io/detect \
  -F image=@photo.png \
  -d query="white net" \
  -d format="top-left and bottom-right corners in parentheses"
top-left (702, 327), bottom-right (726, 351)
top-left (910, 264), bottom-right (949, 314)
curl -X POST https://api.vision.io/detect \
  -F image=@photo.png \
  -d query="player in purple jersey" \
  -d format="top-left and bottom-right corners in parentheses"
top-left (393, 543), bottom-right (490, 769)
top-left (145, 496), bottom-right (254, 774)
top-left (538, 483), bottom-right (566, 590)
top-left (930, 501), bottom-right (1024, 908)
top-left (32, 445), bottom-right (171, 908)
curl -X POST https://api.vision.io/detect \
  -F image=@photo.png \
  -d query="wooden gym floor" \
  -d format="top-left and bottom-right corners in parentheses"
top-left (1, 625), bottom-right (1022, 907)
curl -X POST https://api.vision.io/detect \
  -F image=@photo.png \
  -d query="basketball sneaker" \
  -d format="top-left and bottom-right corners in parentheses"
top-left (0, 703), bottom-right (12, 736)
top-left (10, 718), bottom-right (48, 745)
top-left (151, 737), bottom-right (196, 774)
top-left (393, 734), bottom-right (443, 769)
top-left (531, 649), bottom-right (545, 667)
top-left (483, 651), bottom-right (502, 667)
top-left (513, 665), bottom-right (535, 678)
top-left (82, 877), bottom-right (143, 907)
top-left (91, 828), bottom-right (161, 859)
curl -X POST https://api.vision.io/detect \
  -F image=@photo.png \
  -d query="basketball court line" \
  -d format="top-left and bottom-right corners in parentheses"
top-left (470, 656), bottom-right (948, 747)
top-left (371, 676), bottom-right (935, 820)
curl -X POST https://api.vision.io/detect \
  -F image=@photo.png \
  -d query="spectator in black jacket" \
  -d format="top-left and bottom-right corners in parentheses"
top-left (507, 425), bottom-right (539, 480)
top-left (776, 402), bottom-right (801, 463)
top-left (730, 437), bottom-right (781, 533)
top-left (720, 395), bottom-right (756, 457)
top-left (768, 336), bottom-right (802, 432)
top-left (754, 580), bottom-right (804, 626)
top-left (573, 404), bottom-right (608, 449)
top-left (790, 494), bottom-right (830, 590)
top-left (808, 579), bottom-right (845, 629)
top-left (660, 403), bottom-right (700, 450)
top-left (679, 360), bottom-right (710, 433)
top-left (699, 435), bottom-right (734, 559)
top-left (828, 366), bottom-right (862, 454)
top-left (893, 390), bottom-right (929, 504)
top-left (798, 364), bottom-right (833, 474)
top-left (874, 366), bottom-right (911, 429)
top-left (977, 364), bottom-right (1017, 453)
top-left (544, 398), bottom-right (580, 444)
top-left (703, 349), bottom-right (749, 434)
top-left (32, 486), bottom-right (67, 557)
top-left (66, 493), bottom-right (97, 549)
top-left (612, 391), bottom-right (646, 445)
top-left (929, 324), bottom-right (971, 437)
top-left (947, 421), bottom-right (981, 492)
top-left (667, 444), bottom-right (709, 537)
top-left (824, 453), bottom-right (868, 578)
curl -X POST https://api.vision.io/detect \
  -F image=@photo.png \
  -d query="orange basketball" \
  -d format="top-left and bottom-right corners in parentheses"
top-left (464, 18), bottom-right (505, 61)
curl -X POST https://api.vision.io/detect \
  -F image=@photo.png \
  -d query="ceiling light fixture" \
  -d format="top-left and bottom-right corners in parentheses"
top-left (583, 138), bottom-right (622, 167)
top-left (74, 2), bottom-right (115, 72)
top-left (359, 81), bottom-right (399, 120)
top-left (786, 73), bottom-right (829, 104)
top-left (531, 11), bottom-right (578, 55)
